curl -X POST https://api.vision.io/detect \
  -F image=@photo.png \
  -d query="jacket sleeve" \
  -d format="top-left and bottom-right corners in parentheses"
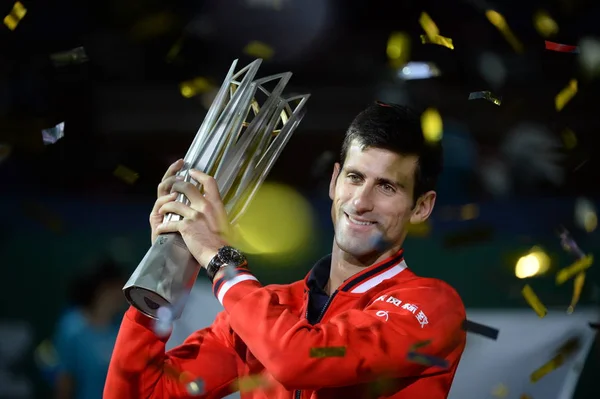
top-left (104, 306), bottom-right (239, 399)
top-left (214, 273), bottom-right (466, 391)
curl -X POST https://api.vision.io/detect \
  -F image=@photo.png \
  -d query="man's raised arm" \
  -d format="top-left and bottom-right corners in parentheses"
top-left (104, 307), bottom-right (239, 399)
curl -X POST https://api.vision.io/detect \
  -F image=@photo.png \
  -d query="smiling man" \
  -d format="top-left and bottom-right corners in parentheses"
top-left (105, 102), bottom-right (466, 399)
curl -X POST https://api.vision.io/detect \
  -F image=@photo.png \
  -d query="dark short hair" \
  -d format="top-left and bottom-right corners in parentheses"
top-left (340, 101), bottom-right (443, 200)
top-left (67, 258), bottom-right (124, 309)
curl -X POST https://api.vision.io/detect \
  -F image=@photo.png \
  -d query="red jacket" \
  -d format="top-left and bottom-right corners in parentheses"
top-left (104, 250), bottom-right (466, 399)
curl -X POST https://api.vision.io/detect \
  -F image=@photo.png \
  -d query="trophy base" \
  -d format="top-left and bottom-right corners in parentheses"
top-left (124, 286), bottom-right (170, 320)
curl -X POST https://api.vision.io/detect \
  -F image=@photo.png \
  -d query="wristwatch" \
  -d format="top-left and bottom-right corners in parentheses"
top-left (206, 246), bottom-right (247, 282)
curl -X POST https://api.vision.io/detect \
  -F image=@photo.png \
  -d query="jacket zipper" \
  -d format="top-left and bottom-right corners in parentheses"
top-left (294, 290), bottom-right (338, 399)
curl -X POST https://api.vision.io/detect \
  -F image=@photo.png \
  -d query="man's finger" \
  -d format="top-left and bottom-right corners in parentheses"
top-left (150, 193), bottom-right (178, 217)
top-left (171, 181), bottom-right (207, 205)
top-left (157, 175), bottom-right (183, 197)
top-left (162, 159), bottom-right (184, 182)
top-left (155, 221), bottom-right (180, 235)
top-left (189, 169), bottom-right (222, 203)
top-left (159, 201), bottom-right (199, 220)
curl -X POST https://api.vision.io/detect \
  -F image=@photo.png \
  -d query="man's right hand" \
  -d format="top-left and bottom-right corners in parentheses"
top-left (149, 159), bottom-right (184, 243)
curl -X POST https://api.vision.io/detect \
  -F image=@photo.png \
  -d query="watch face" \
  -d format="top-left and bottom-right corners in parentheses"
top-left (220, 246), bottom-right (245, 265)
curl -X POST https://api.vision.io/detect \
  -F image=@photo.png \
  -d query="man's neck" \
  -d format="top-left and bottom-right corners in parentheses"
top-left (326, 242), bottom-right (401, 295)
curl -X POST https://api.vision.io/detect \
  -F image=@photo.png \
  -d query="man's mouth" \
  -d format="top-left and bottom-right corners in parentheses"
top-left (345, 212), bottom-right (376, 226)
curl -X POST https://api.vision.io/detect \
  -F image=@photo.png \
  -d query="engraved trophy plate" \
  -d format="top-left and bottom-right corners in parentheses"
top-left (123, 59), bottom-right (310, 319)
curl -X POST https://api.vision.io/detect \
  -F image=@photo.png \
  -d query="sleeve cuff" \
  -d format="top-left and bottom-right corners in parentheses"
top-left (212, 269), bottom-right (262, 308)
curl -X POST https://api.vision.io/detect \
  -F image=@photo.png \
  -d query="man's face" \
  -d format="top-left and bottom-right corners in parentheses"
top-left (329, 140), bottom-right (436, 260)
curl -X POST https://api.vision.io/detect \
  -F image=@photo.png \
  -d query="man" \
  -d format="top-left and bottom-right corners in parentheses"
top-left (104, 102), bottom-right (466, 399)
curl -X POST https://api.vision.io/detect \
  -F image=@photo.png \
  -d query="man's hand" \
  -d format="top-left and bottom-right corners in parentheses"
top-left (149, 159), bottom-right (184, 244)
top-left (156, 169), bottom-right (230, 267)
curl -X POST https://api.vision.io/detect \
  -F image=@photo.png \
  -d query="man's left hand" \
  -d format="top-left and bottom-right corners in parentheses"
top-left (156, 169), bottom-right (230, 268)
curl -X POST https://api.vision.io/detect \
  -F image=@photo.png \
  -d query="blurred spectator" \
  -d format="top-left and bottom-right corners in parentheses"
top-left (52, 258), bottom-right (126, 399)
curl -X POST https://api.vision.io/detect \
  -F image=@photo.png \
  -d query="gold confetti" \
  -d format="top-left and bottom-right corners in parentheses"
top-left (179, 77), bottom-right (214, 98)
top-left (420, 34), bottom-right (454, 50)
top-left (407, 221), bottom-right (431, 237)
top-left (533, 10), bottom-right (559, 38)
top-left (419, 12), bottom-right (439, 38)
top-left (309, 347), bottom-right (346, 358)
top-left (567, 272), bottom-right (586, 314)
top-left (386, 32), bottom-right (411, 68)
top-left (421, 108), bottom-right (443, 143)
top-left (486, 10), bottom-right (524, 53)
top-left (556, 255), bottom-right (593, 285)
top-left (113, 164), bottom-right (140, 184)
top-left (561, 128), bottom-right (577, 149)
top-left (3, 1), bottom-right (27, 31)
top-left (460, 204), bottom-right (479, 221)
top-left (243, 41), bottom-right (274, 60)
top-left (233, 374), bottom-right (270, 393)
top-left (166, 36), bottom-right (184, 63)
top-left (521, 285), bottom-right (547, 318)
top-left (530, 337), bottom-right (580, 382)
top-left (555, 79), bottom-right (578, 111)
top-left (492, 383), bottom-right (509, 398)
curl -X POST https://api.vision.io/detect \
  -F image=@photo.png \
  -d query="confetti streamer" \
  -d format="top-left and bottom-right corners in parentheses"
top-left (485, 10), bottom-right (524, 53)
top-left (50, 47), bottom-right (89, 67)
top-left (420, 108), bottom-right (443, 143)
top-left (113, 164), bottom-right (140, 184)
top-left (420, 34), bottom-right (454, 50)
top-left (309, 347), bottom-right (347, 358)
top-left (397, 62), bottom-right (440, 80)
top-left (555, 79), bottom-right (578, 111)
top-left (566, 272), bottom-right (586, 314)
top-left (42, 122), bottom-right (65, 145)
top-left (468, 91), bottom-right (502, 105)
top-left (3, 1), bottom-right (27, 31)
top-left (462, 319), bottom-right (499, 340)
top-left (233, 374), bottom-right (270, 393)
top-left (386, 32), bottom-right (411, 68)
top-left (179, 77), bottom-right (213, 98)
top-left (555, 255), bottom-right (593, 285)
top-left (491, 383), bottom-right (509, 398)
top-left (545, 41), bottom-right (579, 53)
top-left (533, 10), bottom-right (558, 38)
top-left (521, 285), bottom-right (547, 318)
top-left (419, 12), bottom-right (439, 38)
top-left (530, 337), bottom-right (580, 382)
top-left (243, 41), bottom-right (274, 60)
top-left (406, 351), bottom-right (449, 369)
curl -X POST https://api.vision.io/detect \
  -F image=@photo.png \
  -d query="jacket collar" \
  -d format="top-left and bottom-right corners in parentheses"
top-left (305, 249), bottom-right (407, 294)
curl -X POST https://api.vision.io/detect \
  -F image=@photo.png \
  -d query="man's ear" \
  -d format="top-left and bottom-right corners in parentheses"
top-left (410, 191), bottom-right (436, 224)
top-left (329, 163), bottom-right (341, 201)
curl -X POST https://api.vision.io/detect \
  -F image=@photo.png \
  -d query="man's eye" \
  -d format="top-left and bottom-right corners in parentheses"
top-left (382, 184), bottom-right (395, 193)
top-left (347, 174), bottom-right (361, 183)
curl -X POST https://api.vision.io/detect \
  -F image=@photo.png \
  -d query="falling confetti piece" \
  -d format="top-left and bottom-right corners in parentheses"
top-left (421, 108), bottom-right (443, 143)
top-left (530, 337), bottom-right (580, 382)
top-left (409, 340), bottom-right (432, 351)
top-left (558, 226), bottom-right (585, 259)
top-left (533, 10), bottom-right (559, 38)
top-left (309, 347), bottom-right (347, 358)
top-left (556, 255), bottom-right (593, 285)
top-left (386, 32), bottom-right (411, 68)
top-left (561, 128), bottom-right (577, 150)
top-left (521, 285), bottom-right (547, 318)
top-left (186, 379), bottom-right (204, 396)
top-left (3, 1), bottom-right (27, 31)
top-left (406, 351), bottom-right (449, 369)
top-left (113, 164), bottom-right (140, 184)
top-left (419, 12), bottom-right (439, 38)
top-left (420, 34), bottom-right (454, 50)
top-left (555, 79), bottom-right (578, 111)
top-left (567, 272), bottom-right (585, 314)
top-left (50, 47), bottom-right (88, 67)
top-left (397, 62), bottom-right (440, 80)
top-left (42, 122), bottom-right (65, 145)
top-left (179, 77), bottom-right (214, 98)
top-left (233, 374), bottom-right (270, 393)
top-left (492, 383), bottom-right (509, 398)
top-left (478, 52), bottom-right (507, 89)
top-left (574, 197), bottom-right (597, 233)
top-left (462, 319), bottom-right (499, 340)
top-left (578, 37), bottom-right (600, 77)
top-left (545, 41), bottom-right (579, 53)
top-left (468, 91), bottom-right (502, 105)
top-left (485, 10), bottom-right (524, 53)
top-left (243, 41), bottom-right (274, 60)
top-left (166, 36), bottom-right (184, 63)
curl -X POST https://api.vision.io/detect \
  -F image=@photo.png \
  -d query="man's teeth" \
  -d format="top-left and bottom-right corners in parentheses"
top-left (348, 215), bottom-right (374, 225)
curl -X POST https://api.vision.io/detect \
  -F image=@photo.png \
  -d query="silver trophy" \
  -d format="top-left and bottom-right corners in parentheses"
top-left (123, 59), bottom-right (310, 319)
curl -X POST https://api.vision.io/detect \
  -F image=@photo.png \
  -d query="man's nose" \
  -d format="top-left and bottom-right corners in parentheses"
top-left (351, 186), bottom-right (374, 213)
